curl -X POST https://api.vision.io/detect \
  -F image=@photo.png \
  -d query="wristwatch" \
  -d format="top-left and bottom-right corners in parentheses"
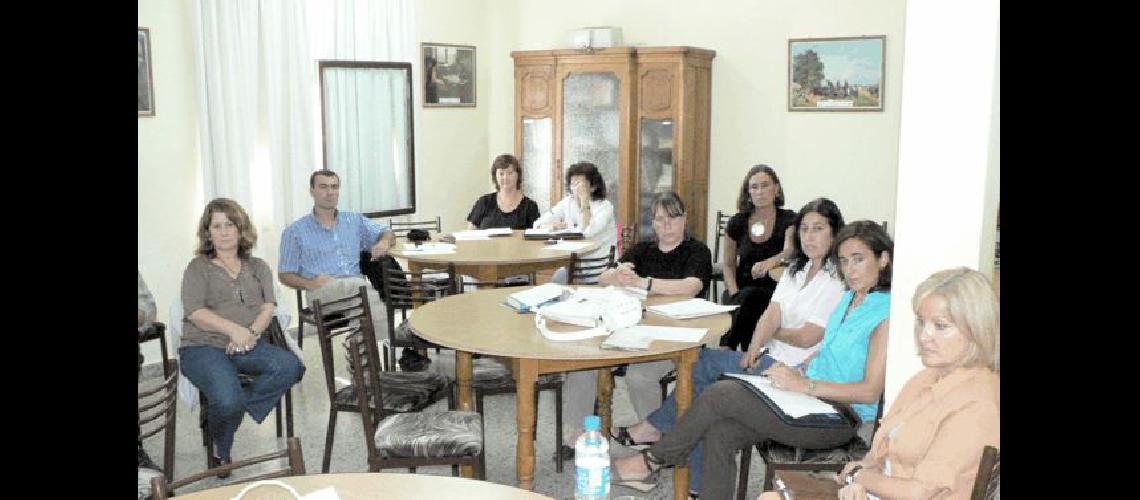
top-left (844, 464), bottom-right (864, 485)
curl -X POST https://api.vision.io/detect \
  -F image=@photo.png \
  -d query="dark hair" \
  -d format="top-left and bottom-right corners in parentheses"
top-left (195, 198), bottom-right (256, 259)
top-left (309, 169), bottom-right (339, 188)
top-left (491, 154), bottom-right (522, 190)
top-left (649, 191), bottom-right (686, 218)
top-left (832, 220), bottom-right (893, 292)
top-left (565, 162), bottom-right (606, 200)
top-left (736, 164), bottom-right (786, 213)
top-left (788, 198), bottom-right (845, 277)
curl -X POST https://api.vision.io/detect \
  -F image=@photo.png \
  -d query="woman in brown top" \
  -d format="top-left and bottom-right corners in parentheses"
top-left (758, 267), bottom-right (999, 500)
top-left (179, 198), bottom-right (304, 470)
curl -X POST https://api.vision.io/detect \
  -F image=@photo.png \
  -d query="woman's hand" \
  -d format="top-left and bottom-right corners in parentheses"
top-left (837, 462), bottom-right (863, 484)
top-left (763, 362), bottom-right (809, 393)
top-left (739, 348), bottom-right (762, 371)
top-left (838, 483), bottom-right (868, 500)
top-left (551, 220), bottom-right (569, 230)
top-left (750, 257), bottom-right (778, 279)
top-left (227, 327), bottom-right (258, 355)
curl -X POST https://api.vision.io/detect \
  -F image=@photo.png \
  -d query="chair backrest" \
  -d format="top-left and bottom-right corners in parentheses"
top-left (568, 245), bottom-right (616, 285)
top-left (310, 285), bottom-right (384, 405)
top-left (712, 210), bottom-right (730, 264)
top-left (970, 445), bottom-right (1000, 500)
top-left (150, 436), bottom-right (306, 499)
top-left (381, 262), bottom-right (457, 329)
top-left (346, 335), bottom-right (386, 460)
top-left (388, 216), bottom-right (442, 238)
top-left (138, 322), bottom-right (171, 376)
top-left (138, 358), bottom-right (179, 479)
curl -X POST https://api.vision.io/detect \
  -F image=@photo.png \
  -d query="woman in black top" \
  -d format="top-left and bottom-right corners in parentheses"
top-left (721, 165), bottom-right (796, 350)
top-left (466, 154), bottom-right (541, 230)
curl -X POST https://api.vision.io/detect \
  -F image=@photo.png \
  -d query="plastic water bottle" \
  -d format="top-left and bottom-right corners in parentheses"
top-left (575, 415), bottom-right (611, 499)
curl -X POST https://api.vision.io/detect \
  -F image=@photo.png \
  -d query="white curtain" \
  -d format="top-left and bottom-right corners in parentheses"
top-left (192, 0), bottom-right (319, 267)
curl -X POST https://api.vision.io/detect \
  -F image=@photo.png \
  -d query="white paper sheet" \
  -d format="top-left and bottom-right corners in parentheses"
top-left (601, 325), bottom-right (708, 351)
top-left (399, 242), bottom-right (457, 254)
top-left (723, 373), bottom-right (839, 418)
top-left (540, 241), bottom-right (594, 251)
top-left (451, 230), bottom-right (490, 241)
top-left (646, 298), bottom-right (738, 319)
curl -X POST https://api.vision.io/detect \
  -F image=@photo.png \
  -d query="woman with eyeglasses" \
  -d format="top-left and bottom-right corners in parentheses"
top-left (721, 165), bottom-right (798, 351)
top-left (558, 191), bottom-right (713, 460)
top-left (179, 198), bottom-right (304, 473)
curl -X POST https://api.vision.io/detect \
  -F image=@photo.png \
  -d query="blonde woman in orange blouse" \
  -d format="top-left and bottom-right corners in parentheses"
top-left (760, 267), bottom-right (999, 500)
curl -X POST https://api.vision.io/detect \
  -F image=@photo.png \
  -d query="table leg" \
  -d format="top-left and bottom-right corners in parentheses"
top-left (407, 261), bottom-right (428, 357)
top-left (515, 359), bottom-right (538, 490)
top-left (673, 349), bottom-right (698, 500)
top-left (596, 366), bottom-right (614, 435)
top-left (456, 350), bottom-right (475, 478)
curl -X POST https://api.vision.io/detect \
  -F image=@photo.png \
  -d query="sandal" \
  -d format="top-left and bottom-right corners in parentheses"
top-left (612, 450), bottom-right (663, 492)
top-left (611, 426), bottom-right (656, 450)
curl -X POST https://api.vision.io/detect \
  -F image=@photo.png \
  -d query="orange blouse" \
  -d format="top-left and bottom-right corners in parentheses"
top-left (865, 366), bottom-right (999, 499)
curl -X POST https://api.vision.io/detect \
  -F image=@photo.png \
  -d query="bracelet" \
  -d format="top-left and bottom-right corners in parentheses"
top-left (646, 277), bottom-right (653, 292)
top-left (807, 378), bottom-right (817, 395)
top-left (845, 464), bottom-right (864, 485)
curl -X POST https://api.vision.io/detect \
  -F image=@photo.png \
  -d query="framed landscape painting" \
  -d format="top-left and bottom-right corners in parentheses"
top-left (788, 36), bottom-right (884, 112)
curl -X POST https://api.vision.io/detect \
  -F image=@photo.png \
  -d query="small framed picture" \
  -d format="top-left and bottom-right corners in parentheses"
top-left (788, 36), bottom-right (885, 112)
top-left (138, 27), bottom-right (155, 117)
top-left (422, 43), bottom-right (475, 107)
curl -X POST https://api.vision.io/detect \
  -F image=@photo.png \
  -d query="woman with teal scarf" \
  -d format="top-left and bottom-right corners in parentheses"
top-left (612, 221), bottom-right (893, 500)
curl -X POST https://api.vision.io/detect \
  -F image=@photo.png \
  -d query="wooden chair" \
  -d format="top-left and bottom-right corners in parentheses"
top-left (735, 395), bottom-right (886, 499)
top-left (347, 335), bottom-right (484, 477)
top-left (290, 250), bottom-right (375, 351)
top-left (196, 316), bottom-right (298, 470)
top-left (138, 322), bottom-right (170, 372)
top-left (149, 437), bottom-right (306, 499)
top-left (460, 278), bottom-right (568, 473)
top-left (970, 445), bottom-right (1000, 500)
top-left (709, 210), bottom-right (732, 302)
top-left (311, 285), bottom-right (452, 473)
top-left (138, 358), bottom-right (179, 486)
top-left (379, 263), bottom-right (458, 369)
top-left (567, 245), bottom-right (616, 285)
top-left (388, 216), bottom-right (442, 238)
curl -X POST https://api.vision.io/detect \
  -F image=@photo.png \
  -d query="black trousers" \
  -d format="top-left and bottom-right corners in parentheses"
top-left (721, 284), bottom-right (776, 351)
top-left (648, 380), bottom-right (856, 500)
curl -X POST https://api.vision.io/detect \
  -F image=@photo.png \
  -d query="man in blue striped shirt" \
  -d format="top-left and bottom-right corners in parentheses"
top-left (278, 169), bottom-right (434, 367)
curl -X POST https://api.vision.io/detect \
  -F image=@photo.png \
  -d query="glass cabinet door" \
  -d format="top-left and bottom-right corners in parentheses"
top-left (562, 73), bottom-right (620, 212)
top-left (521, 117), bottom-right (553, 214)
top-left (638, 118), bottom-right (675, 241)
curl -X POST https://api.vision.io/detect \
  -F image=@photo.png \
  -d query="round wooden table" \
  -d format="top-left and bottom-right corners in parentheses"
top-left (389, 230), bottom-right (601, 282)
top-left (409, 286), bottom-right (733, 500)
top-left (176, 472), bottom-right (553, 499)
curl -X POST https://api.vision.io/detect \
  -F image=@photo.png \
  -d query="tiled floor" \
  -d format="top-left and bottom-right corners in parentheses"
top-left (140, 328), bottom-right (772, 499)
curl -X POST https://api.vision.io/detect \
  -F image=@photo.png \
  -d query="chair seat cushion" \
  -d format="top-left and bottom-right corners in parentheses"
top-left (373, 410), bottom-right (483, 458)
top-left (470, 358), bottom-right (564, 392)
top-left (760, 436), bottom-right (870, 464)
top-left (138, 467), bottom-right (163, 500)
top-left (335, 371), bottom-right (449, 412)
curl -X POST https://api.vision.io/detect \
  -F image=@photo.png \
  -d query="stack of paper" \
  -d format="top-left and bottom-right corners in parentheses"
top-left (525, 228), bottom-right (584, 239)
top-left (646, 298), bottom-right (737, 319)
top-left (540, 241), bottom-right (594, 251)
top-left (452, 227), bottom-right (513, 240)
top-left (723, 373), bottom-right (838, 418)
top-left (601, 325), bottom-right (708, 351)
top-left (399, 242), bottom-right (457, 254)
top-left (506, 283), bottom-right (566, 313)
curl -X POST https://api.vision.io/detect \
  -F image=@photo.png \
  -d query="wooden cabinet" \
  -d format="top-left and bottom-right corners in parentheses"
top-left (512, 46), bottom-right (715, 249)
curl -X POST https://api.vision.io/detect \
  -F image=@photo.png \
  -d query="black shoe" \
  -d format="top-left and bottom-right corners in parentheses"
top-left (137, 445), bottom-right (160, 470)
top-left (558, 444), bottom-right (575, 461)
top-left (399, 350), bottom-right (432, 372)
top-left (213, 455), bottom-right (232, 479)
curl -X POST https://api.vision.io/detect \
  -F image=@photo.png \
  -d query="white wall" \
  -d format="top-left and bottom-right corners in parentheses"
top-left (486, 0), bottom-right (909, 242)
top-left (138, 0), bottom-right (203, 361)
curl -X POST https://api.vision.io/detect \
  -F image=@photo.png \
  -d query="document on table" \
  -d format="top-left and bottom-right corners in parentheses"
top-left (722, 373), bottom-right (839, 418)
top-left (646, 298), bottom-right (738, 319)
top-left (540, 240), bottom-right (593, 251)
top-left (399, 242), bottom-right (457, 254)
top-left (601, 325), bottom-right (708, 351)
top-left (452, 227), bottom-right (512, 240)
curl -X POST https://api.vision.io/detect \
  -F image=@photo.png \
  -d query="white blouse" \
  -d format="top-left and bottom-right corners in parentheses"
top-left (764, 260), bottom-right (845, 366)
top-left (533, 196), bottom-right (617, 259)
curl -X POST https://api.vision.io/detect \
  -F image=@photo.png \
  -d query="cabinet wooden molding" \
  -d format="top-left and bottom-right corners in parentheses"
top-left (512, 46), bottom-right (715, 250)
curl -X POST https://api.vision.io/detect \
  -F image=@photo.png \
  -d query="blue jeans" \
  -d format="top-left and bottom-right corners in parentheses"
top-left (646, 347), bottom-right (776, 492)
top-left (180, 337), bottom-right (304, 460)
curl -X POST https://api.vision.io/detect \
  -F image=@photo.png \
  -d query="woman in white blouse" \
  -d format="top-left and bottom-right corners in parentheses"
top-left (610, 197), bottom-right (847, 494)
top-left (533, 161), bottom-right (618, 283)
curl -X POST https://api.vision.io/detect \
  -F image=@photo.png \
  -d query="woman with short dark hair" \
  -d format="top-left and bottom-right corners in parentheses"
top-left (533, 161), bottom-right (617, 281)
top-left (465, 153), bottom-right (541, 230)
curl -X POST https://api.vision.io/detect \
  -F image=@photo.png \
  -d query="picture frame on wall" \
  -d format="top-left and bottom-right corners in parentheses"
top-left (422, 43), bottom-right (475, 107)
top-left (138, 27), bottom-right (155, 117)
top-left (788, 35), bottom-right (884, 112)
